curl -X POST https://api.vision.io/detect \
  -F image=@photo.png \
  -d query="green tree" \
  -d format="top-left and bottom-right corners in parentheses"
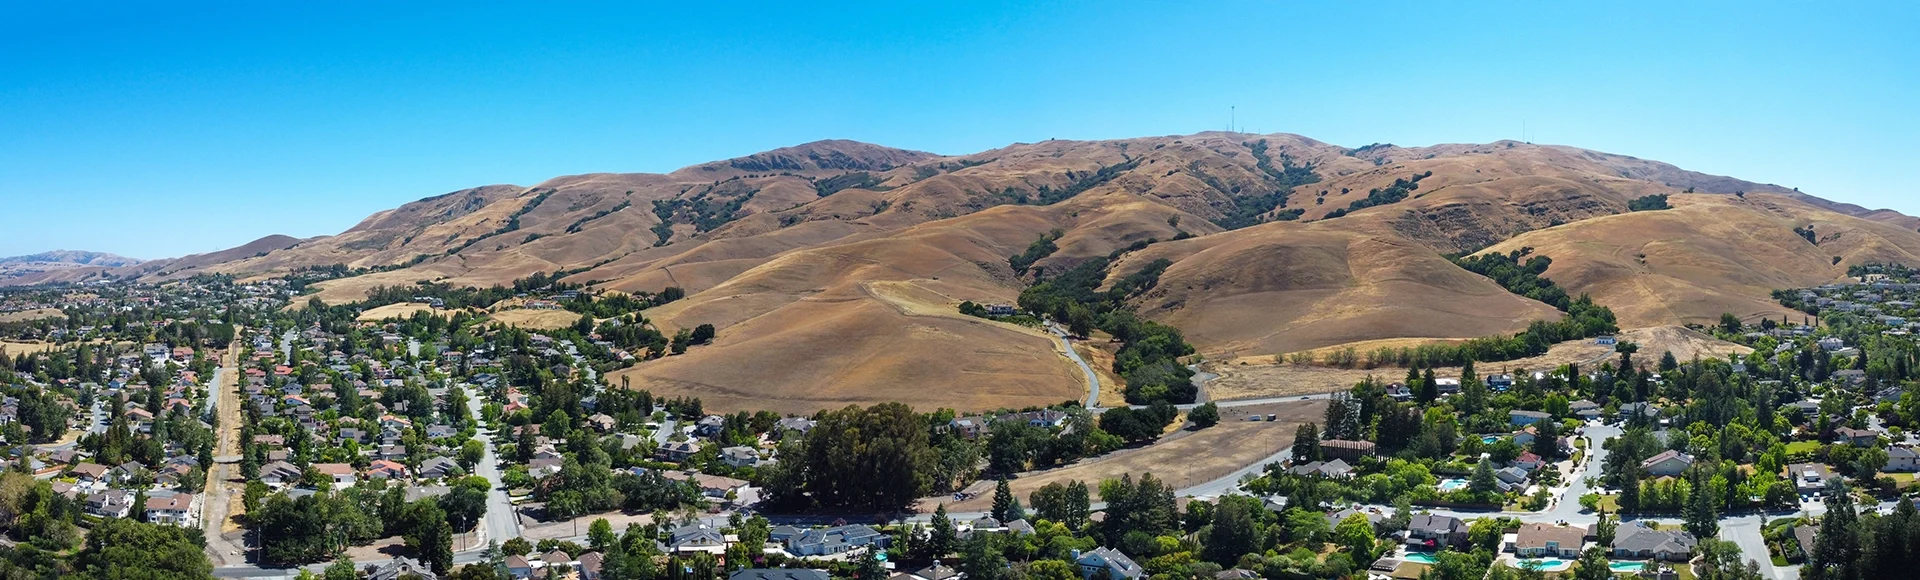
top-left (929, 504), bottom-right (956, 558)
top-left (1805, 481), bottom-right (1860, 580)
top-left (1469, 459), bottom-right (1499, 495)
top-left (1291, 423), bottom-right (1321, 462)
top-left (1696, 539), bottom-right (1765, 580)
top-left (1570, 547), bottom-right (1612, 580)
top-left (1684, 473), bottom-right (1720, 539)
top-left (1190, 402), bottom-right (1219, 428)
top-left (992, 478), bottom-right (1016, 522)
top-left (590, 518), bottom-right (617, 552)
top-left (1334, 512), bottom-right (1377, 561)
top-left (1202, 496), bottom-right (1264, 565)
top-left (74, 517), bottom-right (214, 580)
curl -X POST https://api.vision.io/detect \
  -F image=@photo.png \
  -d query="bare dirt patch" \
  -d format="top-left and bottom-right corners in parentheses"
top-left (920, 399), bottom-right (1324, 512)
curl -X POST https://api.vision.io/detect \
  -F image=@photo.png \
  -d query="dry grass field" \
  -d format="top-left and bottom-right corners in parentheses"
top-left (0, 308), bottom-right (64, 323)
top-left (922, 399), bottom-right (1325, 512)
top-left (355, 302), bottom-right (445, 322)
top-left (1203, 325), bottom-right (1750, 401)
top-left (487, 308), bottom-right (580, 330)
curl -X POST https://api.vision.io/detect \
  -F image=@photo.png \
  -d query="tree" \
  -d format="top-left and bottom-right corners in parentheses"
top-left (1805, 480), bottom-right (1860, 580)
top-left (1027, 560), bottom-right (1079, 580)
top-left (502, 537), bottom-right (533, 557)
top-left (1570, 547), bottom-right (1612, 580)
top-left (1469, 459), bottom-right (1499, 495)
top-left (1696, 539), bottom-right (1765, 580)
top-left (74, 517), bottom-right (214, 580)
top-left (929, 504), bottom-right (956, 558)
top-left (992, 478), bottom-right (1016, 522)
top-left (1291, 423), bottom-right (1321, 462)
top-left (589, 518), bottom-right (616, 552)
top-left (438, 484), bottom-right (488, 533)
top-left (1190, 402), bottom-right (1219, 428)
top-left (1203, 496), bottom-right (1263, 565)
top-left (324, 557), bottom-right (360, 580)
top-left (1684, 473), bottom-right (1721, 539)
top-left (1334, 512), bottom-right (1377, 561)
top-left (406, 501), bottom-right (455, 574)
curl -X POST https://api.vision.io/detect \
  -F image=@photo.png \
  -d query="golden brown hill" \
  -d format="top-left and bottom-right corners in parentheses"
top-left (1482, 193), bottom-right (1920, 327)
top-left (53, 132), bottom-right (1920, 412)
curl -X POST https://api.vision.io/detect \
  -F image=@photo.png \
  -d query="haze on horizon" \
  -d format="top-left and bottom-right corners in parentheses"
top-left (1, 1), bottom-right (1913, 260)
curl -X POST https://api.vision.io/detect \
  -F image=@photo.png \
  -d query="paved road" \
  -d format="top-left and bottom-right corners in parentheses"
top-left (1047, 324), bottom-right (1102, 409)
top-left (462, 384), bottom-right (519, 548)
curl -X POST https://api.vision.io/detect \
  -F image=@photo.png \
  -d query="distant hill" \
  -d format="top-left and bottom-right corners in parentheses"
top-left (12, 133), bottom-right (1914, 412)
top-left (0, 250), bottom-right (142, 267)
top-left (0, 250), bottom-right (143, 284)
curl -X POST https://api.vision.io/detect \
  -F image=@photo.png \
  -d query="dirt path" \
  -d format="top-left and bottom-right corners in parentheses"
top-left (203, 331), bottom-right (246, 565)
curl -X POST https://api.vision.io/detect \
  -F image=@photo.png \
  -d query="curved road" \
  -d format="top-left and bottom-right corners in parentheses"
top-left (1047, 323), bottom-right (1102, 409)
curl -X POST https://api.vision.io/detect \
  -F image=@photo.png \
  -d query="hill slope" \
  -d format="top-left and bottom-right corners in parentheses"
top-left (22, 132), bottom-right (1916, 412)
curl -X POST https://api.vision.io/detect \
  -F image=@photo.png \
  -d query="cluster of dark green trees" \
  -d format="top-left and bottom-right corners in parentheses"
top-left (1803, 486), bottom-right (1920, 580)
top-left (1017, 257), bottom-right (1197, 404)
top-left (759, 402), bottom-right (937, 512)
top-left (1218, 140), bottom-right (1321, 229)
top-left (1323, 172), bottom-right (1431, 219)
top-left (1009, 230), bottom-right (1063, 276)
top-left (1450, 249), bottom-right (1574, 310)
top-left (1627, 194), bottom-right (1672, 211)
top-left (252, 480), bottom-right (464, 572)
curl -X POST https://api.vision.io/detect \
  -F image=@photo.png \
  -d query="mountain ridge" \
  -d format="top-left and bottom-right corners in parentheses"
top-left (10, 132), bottom-right (1914, 412)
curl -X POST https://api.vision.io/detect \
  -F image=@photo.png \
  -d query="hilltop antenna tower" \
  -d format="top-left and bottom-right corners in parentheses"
top-left (1231, 106), bottom-right (1236, 133)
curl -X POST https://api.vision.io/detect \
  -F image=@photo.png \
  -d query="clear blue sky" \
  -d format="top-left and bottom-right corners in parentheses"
top-left (2, 1), bottom-right (1913, 259)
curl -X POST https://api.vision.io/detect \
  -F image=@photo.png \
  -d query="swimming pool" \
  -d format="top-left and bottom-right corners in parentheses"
top-left (1401, 552), bottom-right (1439, 564)
top-left (1514, 558), bottom-right (1572, 572)
top-left (1482, 435), bottom-right (1501, 445)
top-left (1609, 562), bottom-right (1645, 573)
top-left (1437, 478), bottom-right (1470, 492)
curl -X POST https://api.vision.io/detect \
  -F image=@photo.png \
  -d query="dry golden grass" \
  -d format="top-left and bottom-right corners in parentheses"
top-left (1484, 193), bottom-right (1920, 328)
top-left (355, 302), bottom-right (444, 322)
top-left (1202, 325), bottom-right (1750, 401)
top-left (921, 400), bottom-right (1324, 512)
top-left (0, 341), bottom-right (61, 355)
top-left (0, 308), bottom-right (64, 323)
top-left (487, 309), bottom-right (580, 330)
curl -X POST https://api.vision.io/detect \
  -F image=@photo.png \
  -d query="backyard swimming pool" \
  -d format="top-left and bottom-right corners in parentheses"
top-left (1401, 552), bottom-right (1439, 564)
top-left (1482, 435), bottom-right (1501, 445)
top-left (1437, 478), bottom-right (1470, 492)
top-left (1513, 558), bottom-right (1573, 572)
top-left (1609, 562), bottom-right (1645, 573)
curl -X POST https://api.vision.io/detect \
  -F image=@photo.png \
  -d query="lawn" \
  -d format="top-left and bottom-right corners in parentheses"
top-left (1889, 473), bottom-right (1917, 489)
top-left (1596, 495), bottom-right (1621, 512)
top-left (1784, 440), bottom-right (1823, 455)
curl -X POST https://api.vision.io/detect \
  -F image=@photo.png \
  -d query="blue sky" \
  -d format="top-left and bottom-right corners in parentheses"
top-left (1, 1), bottom-right (1913, 259)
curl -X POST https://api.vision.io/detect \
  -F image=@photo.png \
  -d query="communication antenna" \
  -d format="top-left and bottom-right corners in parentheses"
top-left (1231, 106), bottom-right (1236, 133)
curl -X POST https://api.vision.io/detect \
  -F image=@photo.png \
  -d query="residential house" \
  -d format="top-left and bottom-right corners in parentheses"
top-left (505, 555), bottom-right (534, 580)
top-left (1833, 427), bottom-right (1877, 446)
top-left (576, 552), bottom-right (604, 580)
top-left (1320, 440), bottom-right (1377, 461)
top-left (1888, 447), bottom-right (1920, 473)
top-left (1495, 467), bottom-right (1531, 492)
top-left (369, 557), bottom-right (439, 580)
top-left (420, 457), bottom-right (462, 480)
top-left (668, 523), bottom-right (728, 554)
top-left (1075, 547), bottom-right (1144, 580)
top-left (721, 446), bottom-right (761, 468)
top-left (1406, 514), bottom-right (1465, 549)
top-left (949, 417), bottom-right (987, 439)
top-left (261, 461), bottom-right (304, 486)
top-left (85, 490), bottom-right (134, 518)
top-left (312, 463), bottom-right (357, 486)
top-left (655, 440), bottom-right (701, 462)
top-left (1510, 453), bottom-right (1545, 471)
top-left (367, 460), bottom-right (409, 480)
top-left (1288, 459), bottom-right (1354, 479)
top-left (68, 462), bottom-right (109, 483)
top-left (1611, 522), bottom-right (1697, 561)
top-left (1509, 410), bottom-right (1552, 427)
top-left (144, 493), bottom-right (197, 526)
top-left (1640, 450), bottom-right (1695, 477)
top-left (1569, 399), bottom-right (1601, 420)
top-left (1515, 523), bottom-right (1586, 558)
top-left (786, 525), bottom-right (887, 557)
top-left (1787, 463), bottom-right (1840, 495)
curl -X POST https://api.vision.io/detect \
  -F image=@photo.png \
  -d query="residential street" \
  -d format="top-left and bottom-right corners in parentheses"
top-left (461, 384), bottom-right (519, 549)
